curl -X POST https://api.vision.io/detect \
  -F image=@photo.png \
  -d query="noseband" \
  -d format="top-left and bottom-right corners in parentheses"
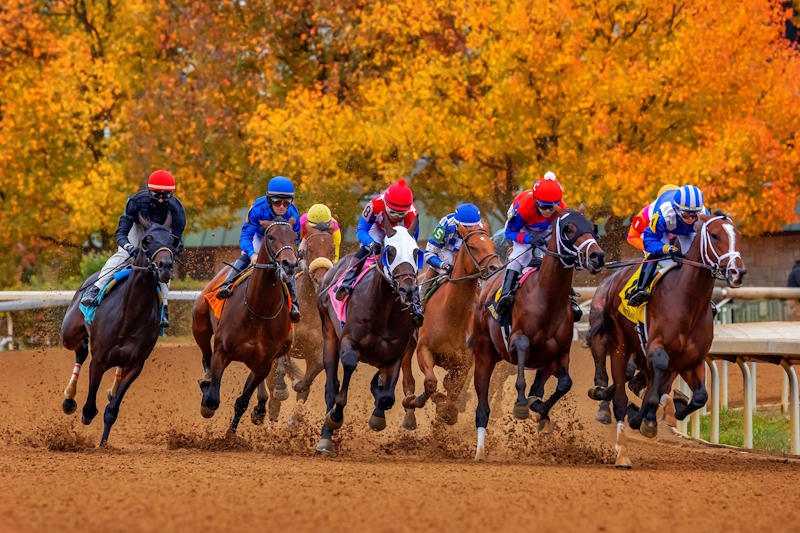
top-left (699, 216), bottom-right (743, 280)
top-left (132, 245), bottom-right (174, 278)
top-left (446, 229), bottom-right (500, 282)
top-left (543, 214), bottom-right (598, 270)
top-left (252, 221), bottom-right (296, 275)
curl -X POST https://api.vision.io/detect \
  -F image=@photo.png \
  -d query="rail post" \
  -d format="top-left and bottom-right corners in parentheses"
top-left (750, 362), bottom-right (757, 413)
top-left (707, 359), bottom-right (720, 444)
top-left (721, 360), bottom-right (728, 409)
top-left (737, 357), bottom-right (753, 449)
top-left (779, 359), bottom-right (800, 455)
top-left (6, 311), bottom-right (12, 351)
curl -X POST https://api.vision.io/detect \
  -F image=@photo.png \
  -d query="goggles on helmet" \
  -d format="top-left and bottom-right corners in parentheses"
top-left (270, 197), bottom-right (293, 208)
top-left (385, 207), bottom-right (409, 219)
top-left (150, 190), bottom-right (173, 203)
top-left (536, 200), bottom-right (557, 212)
top-left (675, 206), bottom-right (699, 222)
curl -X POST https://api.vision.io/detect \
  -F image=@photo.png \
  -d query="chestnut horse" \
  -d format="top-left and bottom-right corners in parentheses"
top-left (471, 209), bottom-right (605, 460)
top-left (193, 217), bottom-right (298, 434)
top-left (315, 216), bottom-right (420, 453)
top-left (402, 220), bottom-right (503, 427)
top-left (255, 222), bottom-right (336, 424)
top-left (586, 214), bottom-right (745, 468)
top-left (61, 215), bottom-right (178, 445)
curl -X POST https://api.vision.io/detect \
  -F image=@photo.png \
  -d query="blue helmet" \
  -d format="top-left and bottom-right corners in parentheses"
top-left (673, 185), bottom-right (705, 213)
top-left (454, 203), bottom-right (482, 226)
top-left (267, 176), bottom-right (295, 199)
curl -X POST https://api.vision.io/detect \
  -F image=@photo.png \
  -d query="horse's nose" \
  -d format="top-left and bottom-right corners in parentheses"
top-left (590, 250), bottom-right (605, 268)
top-left (728, 266), bottom-right (746, 288)
top-left (281, 259), bottom-right (298, 272)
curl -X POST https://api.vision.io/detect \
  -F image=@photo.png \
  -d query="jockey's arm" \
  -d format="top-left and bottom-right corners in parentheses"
top-left (642, 213), bottom-right (670, 256)
top-left (170, 201), bottom-right (187, 251)
top-left (355, 208), bottom-right (376, 247)
top-left (627, 208), bottom-right (647, 252)
top-left (115, 197), bottom-right (137, 249)
top-left (424, 234), bottom-right (446, 270)
top-left (239, 204), bottom-right (261, 257)
top-left (331, 223), bottom-right (342, 262)
top-left (289, 205), bottom-right (302, 245)
top-left (504, 212), bottom-right (529, 244)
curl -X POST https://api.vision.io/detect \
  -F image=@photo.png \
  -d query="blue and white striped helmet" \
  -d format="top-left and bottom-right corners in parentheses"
top-left (673, 185), bottom-right (705, 213)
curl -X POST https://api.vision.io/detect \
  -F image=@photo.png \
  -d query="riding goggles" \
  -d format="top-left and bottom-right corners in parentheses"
top-left (675, 207), bottom-right (699, 221)
top-left (270, 197), bottom-right (293, 208)
top-left (536, 200), bottom-right (557, 211)
top-left (385, 207), bottom-right (409, 219)
top-left (149, 190), bottom-right (173, 202)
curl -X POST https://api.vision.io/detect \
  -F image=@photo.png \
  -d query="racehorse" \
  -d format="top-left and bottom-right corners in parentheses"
top-left (61, 214), bottom-right (178, 445)
top-left (586, 213), bottom-right (745, 468)
top-left (192, 217), bottom-right (298, 434)
top-left (471, 208), bottom-right (605, 460)
top-left (315, 216), bottom-right (420, 453)
top-left (402, 220), bottom-right (502, 427)
top-left (254, 221), bottom-right (336, 424)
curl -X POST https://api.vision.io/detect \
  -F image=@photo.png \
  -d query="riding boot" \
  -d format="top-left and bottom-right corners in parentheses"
top-left (80, 285), bottom-right (101, 307)
top-left (495, 270), bottom-right (520, 316)
top-left (570, 288), bottom-right (582, 322)
top-left (160, 305), bottom-right (170, 328)
top-left (628, 261), bottom-right (658, 307)
top-left (335, 255), bottom-right (365, 301)
top-left (411, 288), bottom-right (425, 328)
top-left (217, 255), bottom-right (250, 299)
top-left (287, 278), bottom-right (301, 324)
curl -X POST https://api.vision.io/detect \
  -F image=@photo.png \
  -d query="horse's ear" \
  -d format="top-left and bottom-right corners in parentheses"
top-left (288, 216), bottom-right (296, 227)
top-left (408, 215), bottom-right (419, 238)
top-left (164, 211), bottom-right (172, 230)
top-left (381, 214), bottom-right (396, 237)
top-left (554, 205), bottom-right (567, 217)
top-left (457, 222), bottom-right (469, 237)
top-left (481, 219), bottom-right (491, 233)
top-left (260, 220), bottom-right (270, 229)
top-left (138, 213), bottom-right (153, 230)
top-left (577, 202), bottom-right (586, 215)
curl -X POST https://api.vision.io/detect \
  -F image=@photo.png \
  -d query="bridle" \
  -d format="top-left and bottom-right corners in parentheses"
top-left (446, 229), bottom-right (501, 283)
top-left (697, 215), bottom-right (743, 280)
top-left (244, 220), bottom-right (297, 320)
top-left (538, 213), bottom-right (599, 270)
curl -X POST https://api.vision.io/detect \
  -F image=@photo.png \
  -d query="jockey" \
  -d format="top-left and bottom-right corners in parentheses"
top-left (627, 184), bottom-right (709, 306)
top-left (216, 176), bottom-right (302, 323)
top-left (495, 171), bottom-right (582, 321)
top-left (334, 178), bottom-right (424, 326)
top-left (299, 204), bottom-right (341, 263)
top-left (422, 203), bottom-right (483, 283)
top-left (80, 170), bottom-right (186, 328)
top-left (627, 184), bottom-right (679, 252)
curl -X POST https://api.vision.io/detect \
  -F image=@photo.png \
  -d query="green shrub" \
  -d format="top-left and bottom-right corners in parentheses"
top-left (80, 251), bottom-right (113, 279)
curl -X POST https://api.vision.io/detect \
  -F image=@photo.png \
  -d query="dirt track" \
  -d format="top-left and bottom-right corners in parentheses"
top-left (1, 342), bottom-right (799, 532)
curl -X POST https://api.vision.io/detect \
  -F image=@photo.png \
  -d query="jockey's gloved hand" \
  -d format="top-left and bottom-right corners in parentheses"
top-left (369, 242), bottom-right (382, 255)
top-left (443, 263), bottom-right (454, 275)
top-left (664, 244), bottom-right (681, 258)
top-left (124, 243), bottom-right (140, 258)
top-left (527, 235), bottom-right (547, 249)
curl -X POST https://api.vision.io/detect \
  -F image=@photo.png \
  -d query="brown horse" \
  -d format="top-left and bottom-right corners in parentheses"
top-left (255, 221), bottom-right (336, 423)
top-left (402, 220), bottom-right (502, 427)
top-left (315, 216), bottom-right (420, 453)
top-left (586, 213), bottom-right (745, 468)
top-left (471, 209), bottom-right (605, 460)
top-left (60, 215), bottom-right (178, 445)
top-left (193, 217), bottom-right (298, 434)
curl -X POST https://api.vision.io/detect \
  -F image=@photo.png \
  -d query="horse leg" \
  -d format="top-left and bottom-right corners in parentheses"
top-left (294, 351), bottom-right (323, 394)
top-left (674, 362), bottom-right (708, 421)
top-left (637, 347), bottom-right (669, 438)
top-left (81, 357), bottom-right (105, 426)
top-left (230, 370), bottom-right (266, 435)
top-left (327, 338), bottom-right (359, 430)
top-left (316, 316), bottom-right (340, 453)
top-left (266, 366), bottom-right (282, 422)
top-left (455, 363), bottom-right (475, 414)
top-left (272, 356), bottom-right (290, 402)
top-left (63, 339), bottom-right (88, 415)
top-left (609, 346), bottom-right (633, 468)
top-left (530, 355), bottom-right (572, 433)
top-left (106, 367), bottom-right (122, 402)
top-left (405, 342), bottom-right (436, 410)
top-left (201, 351), bottom-right (226, 416)
top-left (438, 362), bottom-right (469, 426)
top-left (100, 363), bottom-right (144, 445)
top-left (474, 347), bottom-right (498, 461)
top-left (512, 335), bottom-right (531, 420)
top-left (400, 344), bottom-right (418, 431)
top-left (250, 380), bottom-right (269, 426)
top-left (372, 358), bottom-right (402, 432)
top-left (588, 323), bottom-right (612, 424)
top-left (193, 300), bottom-right (214, 387)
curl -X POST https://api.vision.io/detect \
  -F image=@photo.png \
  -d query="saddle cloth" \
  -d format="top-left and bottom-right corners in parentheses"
top-left (617, 260), bottom-right (678, 324)
top-left (79, 270), bottom-right (164, 330)
top-left (328, 258), bottom-right (377, 326)
top-left (486, 266), bottom-right (538, 327)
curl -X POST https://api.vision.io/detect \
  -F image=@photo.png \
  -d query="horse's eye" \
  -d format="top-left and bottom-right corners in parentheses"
top-left (267, 234), bottom-right (274, 240)
top-left (711, 234), bottom-right (719, 241)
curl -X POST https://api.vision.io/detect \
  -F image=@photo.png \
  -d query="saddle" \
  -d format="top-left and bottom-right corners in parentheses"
top-left (618, 260), bottom-right (678, 325)
top-left (79, 269), bottom-right (165, 330)
top-left (485, 265), bottom-right (539, 327)
top-left (420, 275), bottom-right (447, 310)
top-left (328, 258), bottom-right (377, 327)
top-left (204, 268), bottom-right (257, 319)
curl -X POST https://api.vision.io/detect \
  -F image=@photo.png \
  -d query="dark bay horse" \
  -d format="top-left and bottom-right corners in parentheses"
top-left (402, 220), bottom-right (502, 427)
top-left (315, 216), bottom-right (420, 453)
top-left (471, 209), bottom-right (605, 460)
top-left (586, 213), bottom-right (745, 468)
top-left (192, 217), bottom-right (298, 434)
top-left (256, 221), bottom-right (336, 423)
top-left (61, 214), bottom-right (178, 445)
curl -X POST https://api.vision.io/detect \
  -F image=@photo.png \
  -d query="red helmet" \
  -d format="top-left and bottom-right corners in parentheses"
top-left (384, 178), bottom-right (413, 211)
top-left (532, 171), bottom-right (562, 203)
top-left (147, 170), bottom-right (176, 192)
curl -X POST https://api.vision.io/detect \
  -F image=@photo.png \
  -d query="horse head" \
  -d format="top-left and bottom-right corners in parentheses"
top-left (456, 219), bottom-right (502, 277)
top-left (138, 212), bottom-right (178, 284)
top-left (695, 212), bottom-right (746, 288)
top-left (259, 217), bottom-right (299, 283)
top-left (553, 208), bottom-right (605, 274)
top-left (305, 221), bottom-right (336, 289)
top-left (381, 214), bottom-right (420, 306)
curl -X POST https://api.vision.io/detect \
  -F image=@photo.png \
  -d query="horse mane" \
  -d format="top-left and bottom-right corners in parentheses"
top-left (313, 221), bottom-right (331, 232)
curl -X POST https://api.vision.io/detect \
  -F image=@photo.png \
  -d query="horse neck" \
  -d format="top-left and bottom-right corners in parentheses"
top-left (120, 256), bottom-right (159, 324)
top-left (672, 229), bottom-right (715, 308)
top-left (441, 245), bottom-right (480, 321)
top-left (527, 236), bottom-right (573, 304)
top-left (247, 245), bottom-right (283, 316)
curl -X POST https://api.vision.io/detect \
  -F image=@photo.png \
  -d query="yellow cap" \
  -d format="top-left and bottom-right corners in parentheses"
top-left (307, 204), bottom-right (332, 225)
top-left (657, 184), bottom-right (679, 198)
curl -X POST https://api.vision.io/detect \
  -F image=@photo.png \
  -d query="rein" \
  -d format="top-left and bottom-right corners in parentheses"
top-left (244, 220), bottom-right (296, 321)
top-left (446, 229), bottom-right (501, 283)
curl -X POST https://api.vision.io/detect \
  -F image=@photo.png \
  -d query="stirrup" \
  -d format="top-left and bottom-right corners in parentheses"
top-left (217, 283), bottom-right (234, 299)
top-left (628, 291), bottom-right (650, 307)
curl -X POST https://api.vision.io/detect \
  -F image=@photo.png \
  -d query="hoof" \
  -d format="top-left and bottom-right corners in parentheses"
top-left (293, 380), bottom-right (309, 393)
top-left (316, 438), bottom-right (335, 454)
top-left (538, 419), bottom-right (551, 434)
top-left (368, 414), bottom-right (387, 432)
top-left (673, 388), bottom-right (690, 405)
top-left (62, 398), bottom-right (77, 415)
top-left (437, 404), bottom-right (458, 426)
top-left (513, 403), bottom-right (530, 420)
top-left (401, 395), bottom-right (416, 410)
top-left (325, 409), bottom-right (343, 431)
top-left (401, 411), bottom-right (417, 431)
top-left (251, 407), bottom-right (266, 426)
top-left (81, 414), bottom-right (91, 426)
top-left (639, 419), bottom-right (658, 439)
top-left (615, 455), bottom-right (633, 469)
top-left (200, 404), bottom-right (215, 419)
top-left (273, 387), bottom-right (290, 402)
top-left (587, 385), bottom-right (604, 400)
top-left (475, 447), bottom-right (487, 462)
top-left (595, 408), bottom-right (612, 425)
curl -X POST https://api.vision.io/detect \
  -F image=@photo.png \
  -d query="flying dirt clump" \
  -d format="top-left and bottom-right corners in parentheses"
top-left (22, 418), bottom-right (95, 452)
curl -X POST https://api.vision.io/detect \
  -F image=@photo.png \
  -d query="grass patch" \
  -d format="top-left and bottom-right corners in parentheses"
top-left (688, 407), bottom-right (791, 453)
